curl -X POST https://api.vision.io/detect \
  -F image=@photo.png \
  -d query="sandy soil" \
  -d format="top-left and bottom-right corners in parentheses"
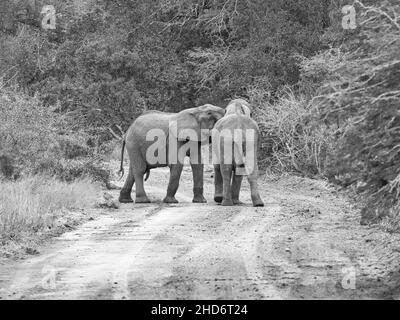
top-left (1, 164), bottom-right (400, 300)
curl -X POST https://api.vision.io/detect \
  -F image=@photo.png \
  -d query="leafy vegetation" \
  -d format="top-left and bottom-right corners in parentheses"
top-left (304, 0), bottom-right (400, 225)
top-left (1, 0), bottom-right (330, 129)
top-left (1, 0), bottom-right (400, 228)
top-left (0, 88), bottom-right (110, 182)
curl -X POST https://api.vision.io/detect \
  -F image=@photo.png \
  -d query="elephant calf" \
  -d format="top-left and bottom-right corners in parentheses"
top-left (213, 99), bottom-right (264, 207)
top-left (119, 105), bottom-right (224, 204)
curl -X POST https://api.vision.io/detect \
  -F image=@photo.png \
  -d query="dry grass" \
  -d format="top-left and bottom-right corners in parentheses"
top-left (0, 176), bottom-right (98, 249)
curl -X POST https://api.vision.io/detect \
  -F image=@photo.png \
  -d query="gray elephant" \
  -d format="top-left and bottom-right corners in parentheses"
top-left (213, 99), bottom-right (264, 207)
top-left (119, 104), bottom-right (225, 204)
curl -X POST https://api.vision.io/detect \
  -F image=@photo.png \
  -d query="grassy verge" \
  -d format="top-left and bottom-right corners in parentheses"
top-left (0, 175), bottom-right (99, 258)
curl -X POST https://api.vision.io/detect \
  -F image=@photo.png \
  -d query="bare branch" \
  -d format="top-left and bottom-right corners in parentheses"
top-left (108, 127), bottom-right (123, 141)
top-left (355, 0), bottom-right (400, 31)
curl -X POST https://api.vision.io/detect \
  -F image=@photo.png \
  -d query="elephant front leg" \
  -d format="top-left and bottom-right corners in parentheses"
top-left (163, 164), bottom-right (183, 203)
top-left (191, 163), bottom-right (207, 203)
top-left (213, 165), bottom-right (223, 203)
top-left (221, 164), bottom-right (234, 206)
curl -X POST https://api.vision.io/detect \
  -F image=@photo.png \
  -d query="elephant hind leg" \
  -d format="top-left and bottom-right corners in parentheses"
top-left (213, 165), bottom-right (223, 203)
top-left (247, 169), bottom-right (264, 207)
top-left (119, 165), bottom-right (135, 203)
top-left (221, 164), bottom-right (234, 206)
top-left (231, 174), bottom-right (244, 205)
top-left (134, 169), bottom-right (151, 203)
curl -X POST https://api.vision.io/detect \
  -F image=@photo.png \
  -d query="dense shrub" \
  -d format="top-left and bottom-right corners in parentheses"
top-left (0, 154), bottom-right (16, 179)
top-left (246, 0), bottom-right (400, 227)
top-left (3, 0), bottom-right (399, 229)
top-left (0, 88), bottom-right (110, 182)
top-left (250, 87), bottom-right (335, 176)
top-left (1, 0), bottom-right (331, 132)
top-left (301, 0), bottom-right (400, 224)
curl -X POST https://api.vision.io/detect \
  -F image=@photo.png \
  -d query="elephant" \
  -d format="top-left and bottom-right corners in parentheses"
top-left (212, 99), bottom-right (264, 207)
top-left (119, 104), bottom-right (225, 204)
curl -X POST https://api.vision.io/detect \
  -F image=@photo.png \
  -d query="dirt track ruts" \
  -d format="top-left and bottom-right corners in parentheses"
top-left (1, 166), bottom-right (400, 300)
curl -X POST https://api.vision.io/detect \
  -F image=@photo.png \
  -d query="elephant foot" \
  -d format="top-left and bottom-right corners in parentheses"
top-left (193, 195), bottom-right (207, 203)
top-left (222, 199), bottom-right (234, 206)
top-left (135, 196), bottom-right (151, 203)
top-left (214, 196), bottom-right (223, 203)
top-left (119, 193), bottom-right (133, 203)
top-left (233, 199), bottom-right (244, 205)
top-left (163, 196), bottom-right (179, 204)
top-left (252, 198), bottom-right (264, 207)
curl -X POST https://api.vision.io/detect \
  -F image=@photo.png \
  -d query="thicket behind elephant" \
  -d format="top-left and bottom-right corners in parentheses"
top-left (0, 155), bottom-right (16, 180)
top-left (119, 104), bottom-right (224, 204)
top-left (213, 99), bottom-right (264, 207)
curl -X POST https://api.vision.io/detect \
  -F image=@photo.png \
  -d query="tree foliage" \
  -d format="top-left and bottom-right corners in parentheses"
top-left (1, 0), bottom-right (330, 131)
top-left (302, 0), bottom-right (400, 225)
top-left (2, 0), bottom-right (400, 227)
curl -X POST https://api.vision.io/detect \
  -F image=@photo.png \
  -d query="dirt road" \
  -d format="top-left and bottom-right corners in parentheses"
top-left (1, 166), bottom-right (400, 299)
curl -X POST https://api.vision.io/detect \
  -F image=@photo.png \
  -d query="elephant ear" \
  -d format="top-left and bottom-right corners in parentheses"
top-left (171, 108), bottom-right (203, 142)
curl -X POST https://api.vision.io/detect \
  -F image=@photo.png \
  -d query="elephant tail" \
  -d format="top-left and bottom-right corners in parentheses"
top-left (234, 139), bottom-right (255, 176)
top-left (118, 140), bottom-right (126, 180)
top-left (118, 138), bottom-right (150, 182)
top-left (234, 141), bottom-right (247, 176)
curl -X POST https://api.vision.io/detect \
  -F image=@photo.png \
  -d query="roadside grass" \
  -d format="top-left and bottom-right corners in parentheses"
top-left (0, 175), bottom-right (99, 257)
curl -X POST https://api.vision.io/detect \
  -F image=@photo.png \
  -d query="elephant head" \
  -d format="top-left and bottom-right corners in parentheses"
top-left (172, 104), bottom-right (224, 142)
top-left (225, 99), bottom-right (252, 117)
